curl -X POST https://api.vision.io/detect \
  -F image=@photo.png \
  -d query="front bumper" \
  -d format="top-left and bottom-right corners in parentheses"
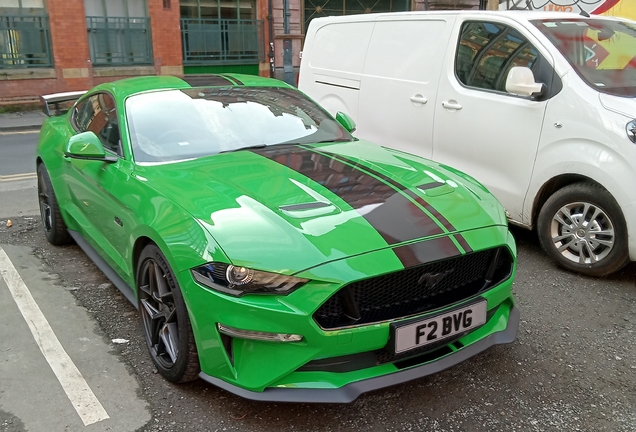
top-left (199, 305), bottom-right (520, 403)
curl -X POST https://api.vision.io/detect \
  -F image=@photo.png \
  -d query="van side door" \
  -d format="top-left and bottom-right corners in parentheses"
top-left (432, 19), bottom-right (554, 224)
top-left (357, 17), bottom-right (455, 159)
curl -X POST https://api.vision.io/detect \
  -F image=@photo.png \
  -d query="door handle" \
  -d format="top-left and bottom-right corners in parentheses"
top-left (409, 95), bottom-right (428, 105)
top-left (441, 100), bottom-right (463, 110)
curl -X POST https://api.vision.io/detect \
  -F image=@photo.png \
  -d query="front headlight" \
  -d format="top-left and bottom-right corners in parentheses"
top-left (191, 262), bottom-right (308, 297)
top-left (627, 120), bottom-right (636, 144)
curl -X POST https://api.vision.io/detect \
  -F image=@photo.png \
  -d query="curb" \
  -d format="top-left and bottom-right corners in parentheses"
top-left (0, 125), bottom-right (43, 133)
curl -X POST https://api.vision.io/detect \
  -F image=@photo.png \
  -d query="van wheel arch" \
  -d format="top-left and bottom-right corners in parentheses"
top-left (531, 174), bottom-right (597, 229)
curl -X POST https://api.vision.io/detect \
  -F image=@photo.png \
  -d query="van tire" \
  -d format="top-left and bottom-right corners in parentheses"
top-left (537, 182), bottom-right (629, 277)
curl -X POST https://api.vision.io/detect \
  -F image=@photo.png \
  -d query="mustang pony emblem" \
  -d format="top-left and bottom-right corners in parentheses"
top-left (417, 269), bottom-right (455, 289)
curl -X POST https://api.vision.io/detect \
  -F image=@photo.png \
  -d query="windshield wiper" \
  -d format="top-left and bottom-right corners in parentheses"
top-left (219, 144), bottom-right (267, 153)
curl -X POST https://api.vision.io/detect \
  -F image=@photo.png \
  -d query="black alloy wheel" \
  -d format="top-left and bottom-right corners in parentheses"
top-left (37, 163), bottom-right (72, 245)
top-left (137, 244), bottom-right (200, 383)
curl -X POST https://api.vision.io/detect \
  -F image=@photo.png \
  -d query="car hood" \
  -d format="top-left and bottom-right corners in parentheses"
top-left (134, 141), bottom-right (506, 274)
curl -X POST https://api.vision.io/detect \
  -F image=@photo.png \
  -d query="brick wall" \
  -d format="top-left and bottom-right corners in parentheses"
top-left (0, 0), bottom-right (186, 104)
top-left (148, 0), bottom-right (184, 76)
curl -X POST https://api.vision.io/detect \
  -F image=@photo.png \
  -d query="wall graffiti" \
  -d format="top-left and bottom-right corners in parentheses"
top-left (499, 0), bottom-right (636, 20)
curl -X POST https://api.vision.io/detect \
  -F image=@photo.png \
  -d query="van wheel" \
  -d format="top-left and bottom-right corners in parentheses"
top-left (537, 182), bottom-right (629, 277)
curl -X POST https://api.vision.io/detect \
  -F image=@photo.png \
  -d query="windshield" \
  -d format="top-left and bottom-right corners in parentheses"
top-left (126, 87), bottom-right (353, 163)
top-left (531, 18), bottom-right (636, 97)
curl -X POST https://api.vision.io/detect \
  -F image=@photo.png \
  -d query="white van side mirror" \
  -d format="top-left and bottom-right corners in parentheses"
top-left (505, 66), bottom-right (544, 97)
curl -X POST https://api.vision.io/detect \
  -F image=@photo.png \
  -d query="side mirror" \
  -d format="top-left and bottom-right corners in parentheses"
top-left (505, 66), bottom-right (544, 97)
top-left (65, 131), bottom-right (117, 162)
top-left (335, 111), bottom-right (356, 133)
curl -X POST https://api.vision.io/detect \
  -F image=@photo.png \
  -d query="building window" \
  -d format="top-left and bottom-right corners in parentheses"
top-left (304, 0), bottom-right (410, 33)
top-left (0, 0), bottom-right (52, 68)
top-left (180, 0), bottom-right (263, 65)
top-left (85, 0), bottom-right (152, 66)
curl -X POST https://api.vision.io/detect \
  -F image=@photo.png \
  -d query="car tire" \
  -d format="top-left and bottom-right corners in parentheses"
top-left (37, 163), bottom-right (72, 246)
top-left (137, 244), bottom-right (200, 383)
top-left (537, 182), bottom-right (629, 277)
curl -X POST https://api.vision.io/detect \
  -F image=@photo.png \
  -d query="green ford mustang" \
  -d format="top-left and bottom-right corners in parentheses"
top-left (36, 74), bottom-right (519, 402)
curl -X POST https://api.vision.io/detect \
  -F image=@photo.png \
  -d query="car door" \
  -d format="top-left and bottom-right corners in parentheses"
top-left (432, 19), bottom-right (550, 224)
top-left (66, 92), bottom-right (132, 276)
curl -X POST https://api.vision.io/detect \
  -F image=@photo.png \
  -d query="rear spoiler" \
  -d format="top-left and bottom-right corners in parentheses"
top-left (40, 91), bottom-right (87, 117)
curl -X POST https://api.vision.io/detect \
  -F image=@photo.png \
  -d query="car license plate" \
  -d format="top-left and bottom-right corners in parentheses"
top-left (394, 300), bottom-right (487, 354)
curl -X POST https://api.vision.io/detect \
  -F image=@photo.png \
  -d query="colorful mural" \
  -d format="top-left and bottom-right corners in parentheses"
top-left (500, 0), bottom-right (636, 21)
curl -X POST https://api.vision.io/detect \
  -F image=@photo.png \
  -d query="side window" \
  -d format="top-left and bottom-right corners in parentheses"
top-left (73, 93), bottom-right (121, 156)
top-left (455, 21), bottom-right (539, 92)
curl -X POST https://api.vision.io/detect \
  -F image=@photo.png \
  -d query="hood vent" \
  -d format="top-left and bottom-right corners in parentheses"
top-left (279, 202), bottom-right (331, 211)
top-left (278, 201), bottom-right (336, 218)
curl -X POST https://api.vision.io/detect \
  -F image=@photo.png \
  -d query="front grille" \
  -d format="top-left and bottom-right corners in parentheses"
top-left (313, 246), bottom-right (512, 329)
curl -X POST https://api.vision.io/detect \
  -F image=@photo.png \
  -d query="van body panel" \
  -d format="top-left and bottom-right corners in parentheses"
top-left (356, 18), bottom-right (454, 159)
top-left (300, 10), bottom-right (636, 274)
top-left (299, 21), bottom-right (375, 118)
top-left (431, 15), bottom-right (552, 222)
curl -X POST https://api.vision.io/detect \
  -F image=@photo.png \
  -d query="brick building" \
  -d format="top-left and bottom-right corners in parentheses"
top-left (0, 0), bottom-right (480, 104)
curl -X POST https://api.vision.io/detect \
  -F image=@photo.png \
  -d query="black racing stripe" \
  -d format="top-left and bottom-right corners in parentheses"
top-left (251, 145), bottom-right (444, 244)
top-left (403, 190), bottom-right (454, 232)
top-left (333, 155), bottom-right (457, 233)
top-left (392, 237), bottom-right (461, 268)
top-left (182, 75), bottom-right (235, 87)
top-left (453, 234), bottom-right (473, 253)
top-left (328, 154), bottom-right (477, 251)
top-left (220, 74), bottom-right (244, 85)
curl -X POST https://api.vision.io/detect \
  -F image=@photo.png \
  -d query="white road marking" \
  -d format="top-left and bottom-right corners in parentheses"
top-left (0, 130), bottom-right (40, 135)
top-left (0, 173), bottom-right (37, 182)
top-left (0, 246), bottom-right (110, 426)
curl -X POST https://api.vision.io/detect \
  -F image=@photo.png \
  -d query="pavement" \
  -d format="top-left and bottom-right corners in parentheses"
top-left (0, 110), bottom-right (46, 133)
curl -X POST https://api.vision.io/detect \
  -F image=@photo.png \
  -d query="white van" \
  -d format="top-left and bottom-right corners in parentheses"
top-left (298, 10), bottom-right (636, 277)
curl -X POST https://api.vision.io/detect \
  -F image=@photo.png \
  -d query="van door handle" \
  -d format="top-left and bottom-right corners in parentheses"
top-left (442, 100), bottom-right (463, 110)
top-left (409, 95), bottom-right (428, 105)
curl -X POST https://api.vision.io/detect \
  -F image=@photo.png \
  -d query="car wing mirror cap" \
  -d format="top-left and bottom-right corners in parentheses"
top-left (505, 66), bottom-right (544, 97)
top-left (335, 111), bottom-right (356, 133)
top-left (65, 131), bottom-right (116, 162)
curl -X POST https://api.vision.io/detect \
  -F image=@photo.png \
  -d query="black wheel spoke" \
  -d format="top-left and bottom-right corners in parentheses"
top-left (160, 322), bottom-right (180, 363)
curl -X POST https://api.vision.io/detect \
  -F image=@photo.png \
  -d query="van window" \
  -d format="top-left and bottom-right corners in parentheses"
top-left (455, 21), bottom-right (539, 92)
top-left (531, 18), bottom-right (636, 97)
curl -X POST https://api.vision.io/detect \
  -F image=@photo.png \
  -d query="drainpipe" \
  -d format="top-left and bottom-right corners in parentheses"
top-left (267, 0), bottom-right (275, 78)
top-left (282, 0), bottom-right (293, 85)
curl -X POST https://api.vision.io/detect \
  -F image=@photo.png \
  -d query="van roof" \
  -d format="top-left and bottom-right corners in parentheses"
top-left (309, 10), bottom-right (626, 24)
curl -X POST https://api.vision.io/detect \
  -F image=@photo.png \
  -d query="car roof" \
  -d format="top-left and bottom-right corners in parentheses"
top-left (90, 74), bottom-right (293, 100)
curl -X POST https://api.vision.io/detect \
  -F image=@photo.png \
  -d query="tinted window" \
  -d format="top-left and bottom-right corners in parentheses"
top-left (456, 21), bottom-right (539, 92)
top-left (73, 93), bottom-right (121, 155)
top-left (126, 87), bottom-right (353, 163)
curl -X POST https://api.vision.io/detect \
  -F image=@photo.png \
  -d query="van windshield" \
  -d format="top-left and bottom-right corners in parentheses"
top-left (531, 18), bottom-right (636, 97)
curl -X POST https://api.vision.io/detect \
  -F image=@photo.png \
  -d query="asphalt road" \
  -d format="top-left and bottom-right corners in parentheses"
top-left (1, 130), bottom-right (635, 432)
top-left (0, 131), bottom-right (38, 176)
